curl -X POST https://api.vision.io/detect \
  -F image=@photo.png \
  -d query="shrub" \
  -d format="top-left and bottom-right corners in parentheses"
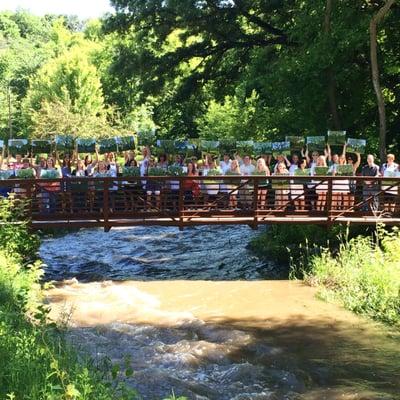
top-left (0, 195), bottom-right (40, 260)
top-left (0, 197), bottom-right (139, 399)
top-left (302, 227), bottom-right (400, 326)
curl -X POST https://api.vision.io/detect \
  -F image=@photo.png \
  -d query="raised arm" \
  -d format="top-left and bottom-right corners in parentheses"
top-left (234, 153), bottom-right (242, 165)
top-left (325, 144), bottom-right (332, 162)
top-left (341, 143), bottom-right (347, 159)
top-left (353, 152), bottom-right (361, 172)
top-left (301, 147), bottom-right (310, 165)
top-left (71, 149), bottom-right (80, 166)
top-left (55, 150), bottom-right (61, 167)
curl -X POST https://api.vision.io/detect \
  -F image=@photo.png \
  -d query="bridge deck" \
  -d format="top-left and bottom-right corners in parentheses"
top-left (1, 175), bottom-right (399, 230)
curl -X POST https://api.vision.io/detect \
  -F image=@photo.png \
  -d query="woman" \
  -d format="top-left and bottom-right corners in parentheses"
top-left (106, 152), bottom-right (119, 210)
top-left (123, 158), bottom-right (139, 211)
top-left (273, 154), bottom-right (290, 173)
top-left (173, 154), bottom-right (184, 167)
top-left (157, 154), bottom-right (169, 170)
top-left (34, 156), bottom-right (47, 177)
top-left (140, 146), bottom-right (151, 177)
top-left (72, 160), bottom-right (87, 177)
top-left (290, 158), bottom-right (308, 211)
top-left (92, 160), bottom-right (110, 212)
top-left (254, 158), bottom-right (270, 209)
top-left (219, 154), bottom-right (231, 174)
top-left (314, 155), bottom-right (328, 211)
top-left (106, 152), bottom-right (119, 176)
top-left (124, 150), bottom-right (136, 167)
top-left (227, 159), bottom-right (241, 209)
top-left (183, 161), bottom-right (200, 204)
top-left (381, 154), bottom-right (399, 213)
top-left (273, 162), bottom-right (290, 210)
top-left (60, 155), bottom-right (72, 178)
top-left (330, 154), bottom-right (349, 210)
top-left (70, 159), bottom-right (88, 211)
top-left (13, 158), bottom-right (36, 198)
top-left (326, 143), bottom-right (346, 167)
top-left (84, 154), bottom-right (96, 177)
top-left (145, 158), bottom-right (162, 210)
top-left (39, 157), bottom-right (62, 213)
top-left (347, 152), bottom-right (361, 209)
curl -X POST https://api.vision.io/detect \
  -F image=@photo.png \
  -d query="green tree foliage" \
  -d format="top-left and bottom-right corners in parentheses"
top-left (0, 11), bottom-right (54, 137)
top-left (0, 4), bottom-right (399, 156)
top-left (25, 48), bottom-right (104, 116)
top-left (197, 89), bottom-right (273, 140)
top-left (105, 0), bottom-right (400, 157)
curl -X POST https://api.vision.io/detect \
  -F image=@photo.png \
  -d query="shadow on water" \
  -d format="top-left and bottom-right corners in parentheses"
top-left (65, 317), bottom-right (400, 400)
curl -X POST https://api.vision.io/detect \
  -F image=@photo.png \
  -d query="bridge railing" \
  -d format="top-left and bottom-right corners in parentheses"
top-left (0, 175), bottom-right (399, 229)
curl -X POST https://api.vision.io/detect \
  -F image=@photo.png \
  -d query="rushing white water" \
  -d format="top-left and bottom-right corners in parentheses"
top-left (42, 226), bottom-right (400, 400)
top-left (41, 226), bottom-right (280, 282)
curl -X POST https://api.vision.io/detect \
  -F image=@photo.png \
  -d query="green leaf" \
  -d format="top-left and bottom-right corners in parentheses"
top-left (65, 383), bottom-right (81, 399)
top-left (125, 366), bottom-right (134, 377)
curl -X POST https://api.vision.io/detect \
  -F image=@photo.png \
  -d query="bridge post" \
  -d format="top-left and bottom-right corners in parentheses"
top-left (178, 177), bottom-right (184, 231)
top-left (103, 179), bottom-right (110, 232)
top-left (252, 177), bottom-right (259, 230)
top-left (326, 177), bottom-right (333, 225)
top-left (26, 180), bottom-right (33, 221)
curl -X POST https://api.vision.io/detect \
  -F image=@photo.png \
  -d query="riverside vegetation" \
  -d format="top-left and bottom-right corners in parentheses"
top-left (0, 196), bottom-right (184, 400)
top-left (251, 224), bottom-right (400, 327)
top-left (303, 227), bottom-right (400, 326)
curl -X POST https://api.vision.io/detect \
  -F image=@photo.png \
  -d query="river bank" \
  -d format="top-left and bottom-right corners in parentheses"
top-left (250, 224), bottom-right (400, 327)
top-left (0, 198), bottom-right (143, 400)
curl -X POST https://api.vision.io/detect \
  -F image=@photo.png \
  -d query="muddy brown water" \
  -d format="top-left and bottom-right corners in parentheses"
top-left (41, 226), bottom-right (400, 400)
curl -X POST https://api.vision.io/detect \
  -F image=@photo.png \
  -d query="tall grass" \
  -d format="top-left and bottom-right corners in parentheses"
top-left (300, 227), bottom-right (400, 326)
top-left (0, 197), bottom-right (138, 399)
top-left (249, 224), bottom-right (368, 265)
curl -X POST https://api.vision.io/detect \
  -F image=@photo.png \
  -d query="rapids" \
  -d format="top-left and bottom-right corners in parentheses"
top-left (41, 226), bottom-right (400, 400)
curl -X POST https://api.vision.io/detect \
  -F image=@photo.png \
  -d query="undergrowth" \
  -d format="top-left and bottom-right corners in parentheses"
top-left (0, 196), bottom-right (186, 399)
top-left (298, 226), bottom-right (400, 326)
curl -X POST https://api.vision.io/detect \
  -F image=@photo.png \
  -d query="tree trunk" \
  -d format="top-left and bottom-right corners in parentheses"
top-left (370, 0), bottom-right (395, 162)
top-left (324, 0), bottom-right (341, 130)
top-left (7, 84), bottom-right (13, 141)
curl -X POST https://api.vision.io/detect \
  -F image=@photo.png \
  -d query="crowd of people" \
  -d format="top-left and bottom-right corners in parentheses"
top-left (0, 143), bottom-right (399, 213)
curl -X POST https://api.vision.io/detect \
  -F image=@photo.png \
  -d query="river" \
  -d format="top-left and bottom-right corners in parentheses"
top-left (41, 226), bottom-right (400, 400)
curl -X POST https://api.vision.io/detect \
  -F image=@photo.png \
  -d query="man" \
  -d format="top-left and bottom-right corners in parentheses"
top-left (289, 154), bottom-right (299, 175)
top-left (219, 154), bottom-right (231, 174)
top-left (241, 155), bottom-right (255, 175)
top-left (361, 154), bottom-right (380, 212)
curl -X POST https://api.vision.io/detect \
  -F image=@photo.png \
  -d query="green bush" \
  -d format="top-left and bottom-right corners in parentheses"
top-left (0, 197), bottom-right (139, 400)
top-left (302, 227), bottom-right (400, 326)
top-left (249, 224), bottom-right (355, 265)
top-left (0, 250), bottom-right (140, 400)
top-left (0, 196), bottom-right (40, 260)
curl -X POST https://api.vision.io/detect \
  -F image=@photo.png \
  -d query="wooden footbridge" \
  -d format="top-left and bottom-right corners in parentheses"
top-left (1, 175), bottom-right (399, 231)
